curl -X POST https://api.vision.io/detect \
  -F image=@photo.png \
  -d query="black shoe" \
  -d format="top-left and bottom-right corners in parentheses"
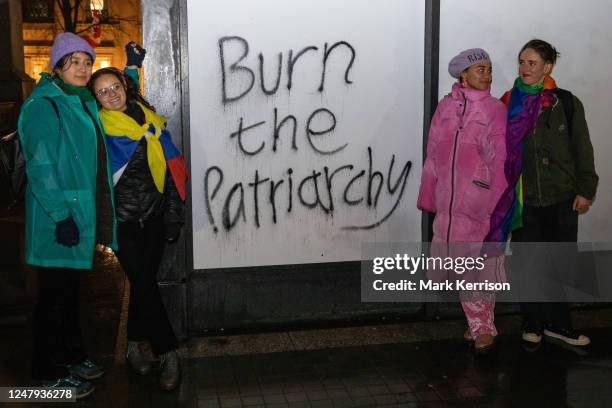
top-left (522, 341), bottom-right (542, 353)
top-left (126, 341), bottom-right (152, 375)
top-left (543, 326), bottom-right (590, 346)
top-left (159, 350), bottom-right (180, 391)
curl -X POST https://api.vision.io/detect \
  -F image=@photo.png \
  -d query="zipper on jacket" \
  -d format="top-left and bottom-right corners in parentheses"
top-left (446, 96), bottom-right (468, 242)
top-left (532, 127), bottom-right (543, 206)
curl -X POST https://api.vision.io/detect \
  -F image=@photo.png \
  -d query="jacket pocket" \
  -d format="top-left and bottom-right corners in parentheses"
top-left (457, 179), bottom-right (493, 222)
top-left (472, 179), bottom-right (490, 190)
top-left (63, 189), bottom-right (94, 238)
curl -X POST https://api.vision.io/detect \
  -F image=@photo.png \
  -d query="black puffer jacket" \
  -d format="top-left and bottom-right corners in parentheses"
top-left (114, 137), bottom-right (184, 228)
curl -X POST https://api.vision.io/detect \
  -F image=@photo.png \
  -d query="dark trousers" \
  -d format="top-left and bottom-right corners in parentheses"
top-left (116, 217), bottom-right (178, 356)
top-left (31, 267), bottom-right (86, 380)
top-left (512, 199), bottom-right (578, 330)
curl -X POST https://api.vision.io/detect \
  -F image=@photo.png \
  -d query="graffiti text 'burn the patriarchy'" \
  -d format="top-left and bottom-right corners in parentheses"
top-left (205, 36), bottom-right (413, 233)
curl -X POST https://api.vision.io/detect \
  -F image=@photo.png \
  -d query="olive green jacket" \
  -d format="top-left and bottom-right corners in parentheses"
top-left (521, 94), bottom-right (598, 207)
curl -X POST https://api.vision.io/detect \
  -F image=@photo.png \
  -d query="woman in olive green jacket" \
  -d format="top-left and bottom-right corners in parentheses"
top-left (502, 39), bottom-right (598, 349)
top-left (17, 33), bottom-right (116, 399)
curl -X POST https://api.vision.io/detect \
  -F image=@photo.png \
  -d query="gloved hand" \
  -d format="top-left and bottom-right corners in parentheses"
top-left (55, 215), bottom-right (80, 247)
top-left (164, 222), bottom-right (182, 243)
top-left (125, 41), bottom-right (146, 68)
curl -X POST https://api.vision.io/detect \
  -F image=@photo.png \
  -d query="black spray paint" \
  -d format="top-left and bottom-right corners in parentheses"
top-left (228, 107), bottom-right (343, 155)
top-left (208, 35), bottom-right (412, 234)
top-left (204, 147), bottom-right (412, 232)
top-left (219, 36), bottom-right (357, 103)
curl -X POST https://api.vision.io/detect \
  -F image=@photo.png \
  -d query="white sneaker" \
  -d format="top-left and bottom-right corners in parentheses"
top-left (543, 327), bottom-right (591, 346)
top-left (522, 331), bottom-right (543, 344)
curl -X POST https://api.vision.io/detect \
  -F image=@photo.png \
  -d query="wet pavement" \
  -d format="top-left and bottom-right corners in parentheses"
top-left (2, 212), bottom-right (612, 407)
top-left (3, 315), bottom-right (612, 407)
top-left (184, 330), bottom-right (612, 408)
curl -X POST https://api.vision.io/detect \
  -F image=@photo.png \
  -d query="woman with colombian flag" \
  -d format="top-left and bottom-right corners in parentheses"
top-left (89, 43), bottom-right (187, 391)
top-left (489, 39), bottom-right (598, 349)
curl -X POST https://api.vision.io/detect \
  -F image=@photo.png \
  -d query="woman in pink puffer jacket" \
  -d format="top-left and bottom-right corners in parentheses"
top-left (418, 48), bottom-right (507, 352)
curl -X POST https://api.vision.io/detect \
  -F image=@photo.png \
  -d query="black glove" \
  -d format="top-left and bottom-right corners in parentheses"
top-left (125, 41), bottom-right (146, 68)
top-left (55, 215), bottom-right (79, 247)
top-left (164, 222), bottom-right (182, 243)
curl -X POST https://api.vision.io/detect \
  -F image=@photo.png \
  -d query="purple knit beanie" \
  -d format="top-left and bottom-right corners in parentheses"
top-left (448, 48), bottom-right (490, 79)
top-left (50, 32), bottom-right (96, 70)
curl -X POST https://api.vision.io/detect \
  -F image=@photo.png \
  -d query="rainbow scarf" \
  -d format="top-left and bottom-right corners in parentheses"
top-left (99, 102), bottom-right (187, 200)
top-left (485, 76), bottom-right (556, 244)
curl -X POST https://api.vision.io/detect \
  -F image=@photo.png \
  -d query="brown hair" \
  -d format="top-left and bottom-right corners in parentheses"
top-left (89, 67), bottom-right (156, 112)
top-left (519, 39), bottom-right (560, 65)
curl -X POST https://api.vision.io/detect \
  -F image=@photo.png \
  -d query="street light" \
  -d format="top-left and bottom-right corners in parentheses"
top-left (89, 0), bottom-right (104, 41)
top-left (90, 0), bottom-right (104, 12)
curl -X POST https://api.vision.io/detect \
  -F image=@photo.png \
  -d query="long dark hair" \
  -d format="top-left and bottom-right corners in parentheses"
top-left (89, 67), bottom-right (156, 112)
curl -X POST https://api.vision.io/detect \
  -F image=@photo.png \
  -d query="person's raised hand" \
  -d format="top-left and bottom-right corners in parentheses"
top-left (125, 41), bottom-right (146, 68)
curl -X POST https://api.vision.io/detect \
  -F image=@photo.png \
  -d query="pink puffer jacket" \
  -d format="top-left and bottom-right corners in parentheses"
top-left (418, 83), bottom-right (507, 243)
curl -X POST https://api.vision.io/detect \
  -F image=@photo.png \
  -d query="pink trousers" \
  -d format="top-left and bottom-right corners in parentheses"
top-left (461, 294), bottom-right (497, 338)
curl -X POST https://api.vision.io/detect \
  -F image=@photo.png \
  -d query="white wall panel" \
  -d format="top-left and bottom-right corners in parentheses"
top-left (187, 0), bottom-right (425, 269)
top-left (440, 0), bottom-right (612, 242)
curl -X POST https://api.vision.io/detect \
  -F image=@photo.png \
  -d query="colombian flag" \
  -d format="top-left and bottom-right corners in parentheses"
top-left (100, 102), bottom-right (187, 201)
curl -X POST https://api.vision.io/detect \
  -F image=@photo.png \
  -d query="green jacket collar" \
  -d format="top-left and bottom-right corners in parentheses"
top-left (31, 73), bottom-right (95, 102)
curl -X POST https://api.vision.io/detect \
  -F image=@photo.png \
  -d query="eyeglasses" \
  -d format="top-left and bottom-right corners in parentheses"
top-left (95, 83), bottom-right (123, 98)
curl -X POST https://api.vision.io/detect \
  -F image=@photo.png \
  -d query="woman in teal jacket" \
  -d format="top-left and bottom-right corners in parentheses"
top-left (17, 32), bottom-right (117, 399)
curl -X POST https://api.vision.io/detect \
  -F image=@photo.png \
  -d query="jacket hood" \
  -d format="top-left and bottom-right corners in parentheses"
top-left (27, 73), bottom-right (67, 100)
top-left (451, 82), bottom-right (491, 102)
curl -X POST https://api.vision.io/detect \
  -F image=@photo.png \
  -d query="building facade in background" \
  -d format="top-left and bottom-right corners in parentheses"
top-left (22, 0), bottom-right (141, 80)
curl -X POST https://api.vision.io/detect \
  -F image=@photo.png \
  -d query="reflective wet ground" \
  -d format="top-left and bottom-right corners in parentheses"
top-left (1, 212), bottom-right (612, 407)
top-left (3, 311), bottom-right (612, 407)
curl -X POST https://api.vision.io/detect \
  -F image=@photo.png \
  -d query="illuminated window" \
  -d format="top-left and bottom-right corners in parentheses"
top-left (94, 56), bottom-right (113, 71)
top-left (25, 56), bottom-right (50, 82)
